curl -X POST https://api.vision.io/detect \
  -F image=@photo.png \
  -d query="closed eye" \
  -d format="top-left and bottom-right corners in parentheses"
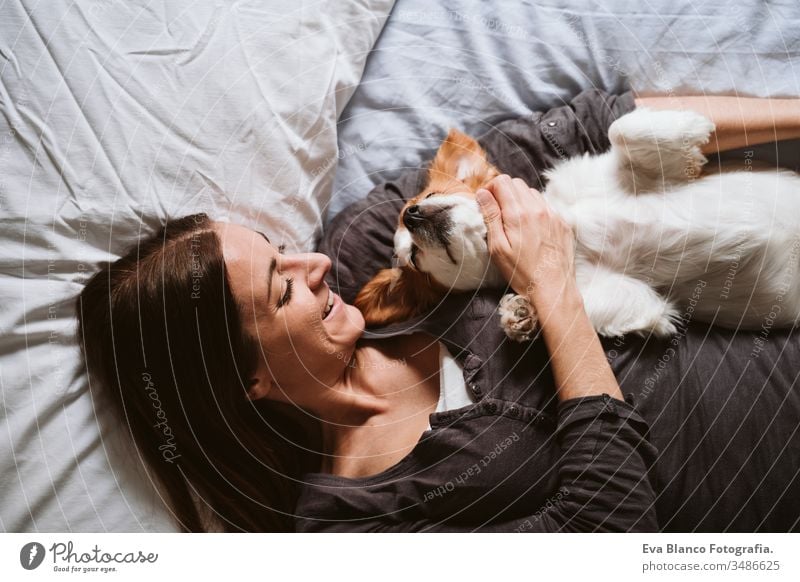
top-left (277, 277), bottom-right (293, 307)
top-left (271, 241), bottom-right (290, 310)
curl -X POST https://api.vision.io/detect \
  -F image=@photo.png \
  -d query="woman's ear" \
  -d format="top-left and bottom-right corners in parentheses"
top-left (247, 378), bottom-right (271, 401)
top-left (247, 358), bottom-right (273, 401)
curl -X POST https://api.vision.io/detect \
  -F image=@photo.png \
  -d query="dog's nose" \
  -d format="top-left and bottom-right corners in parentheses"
top-left (403, 205), bottom-right (426, 229)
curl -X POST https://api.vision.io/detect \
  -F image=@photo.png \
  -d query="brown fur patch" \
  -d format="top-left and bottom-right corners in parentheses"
top-left (354, 266), bottom-right (447, 326)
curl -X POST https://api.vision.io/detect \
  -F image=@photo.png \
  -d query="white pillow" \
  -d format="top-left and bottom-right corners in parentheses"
top-left (0, 0), bottom-right (394, 532)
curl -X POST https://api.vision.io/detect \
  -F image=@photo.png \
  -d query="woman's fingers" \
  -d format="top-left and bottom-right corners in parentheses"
top-left (475, 187), bottom-right (509, 255)
top-left (476, 174), bottom-right (572, 294)
top-left (484, 174), bottom-right (522, 224)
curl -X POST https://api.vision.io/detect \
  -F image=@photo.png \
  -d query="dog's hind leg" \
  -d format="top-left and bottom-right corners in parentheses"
top-left (608, 107), bottom-right (715, 193)
top-left (577, 266), bottom-right (680, 338)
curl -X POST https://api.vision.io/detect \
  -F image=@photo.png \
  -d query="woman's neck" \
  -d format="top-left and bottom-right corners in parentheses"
top-left (316, 333), bottom-right (442, 474)
top-left (347, 332), bottom-right (440, 401)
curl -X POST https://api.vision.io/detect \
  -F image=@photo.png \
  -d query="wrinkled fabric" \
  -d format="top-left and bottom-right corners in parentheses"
top-left (0, 0), bottom-right (395, 533)
top-left (330, 0), bottom-right (800, 221)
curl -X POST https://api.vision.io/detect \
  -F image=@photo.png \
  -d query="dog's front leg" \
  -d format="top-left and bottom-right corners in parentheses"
top-left (608, 107), bottom-right (715, 193)
top-left (498, 293), bottom-right (539, 342)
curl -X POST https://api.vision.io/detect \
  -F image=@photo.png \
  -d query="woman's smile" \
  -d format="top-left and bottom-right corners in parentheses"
top-left (322, 289), bottom-right (343, 322)
top-left (322, 286), bottom-right (335, 319)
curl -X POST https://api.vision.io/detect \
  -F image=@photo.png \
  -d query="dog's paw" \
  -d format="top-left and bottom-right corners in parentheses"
top-left (610, 108), bottom-right (715, 149)
top-left (668, 109), bottom-right (716, 149)
top-left (498, 293), bottom-right (539, 342)
top-left (610, 108), bottom-right (715, 185)
top-left (667, 110), bottom-right (715, 179)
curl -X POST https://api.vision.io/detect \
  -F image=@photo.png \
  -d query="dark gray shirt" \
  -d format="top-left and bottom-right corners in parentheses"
top-left (297, 89), bottom-right (800, 532)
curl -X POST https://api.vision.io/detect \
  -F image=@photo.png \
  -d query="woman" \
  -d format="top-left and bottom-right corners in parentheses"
top-left (76, 90), bottom-right (800, 532)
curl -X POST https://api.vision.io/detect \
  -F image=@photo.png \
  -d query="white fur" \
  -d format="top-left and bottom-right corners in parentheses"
top-left (401, 108), bottom-right (800, 339)
top-left (393, 228), bottom-right (414, 266)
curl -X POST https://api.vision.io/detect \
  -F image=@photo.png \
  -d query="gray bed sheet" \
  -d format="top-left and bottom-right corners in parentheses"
top-left (330, 0), bottom-right (800, 220)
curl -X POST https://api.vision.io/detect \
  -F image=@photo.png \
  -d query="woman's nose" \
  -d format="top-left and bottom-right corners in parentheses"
top-left (281, 252), bottom-right (331, 287)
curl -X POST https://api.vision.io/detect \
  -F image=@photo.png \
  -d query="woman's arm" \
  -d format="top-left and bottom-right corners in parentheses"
top-left (476, 175), bottom-right (623, 402)
top-left (635, 95), bottom-right (800, 154)
top-left (528, 283), bottom-right (623, 402)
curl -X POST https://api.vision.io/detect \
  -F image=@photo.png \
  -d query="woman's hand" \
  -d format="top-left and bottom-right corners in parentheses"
top-left (476, 175), bottom-right (576, 305)
top-left (477, 174), bottom-right (622, 402)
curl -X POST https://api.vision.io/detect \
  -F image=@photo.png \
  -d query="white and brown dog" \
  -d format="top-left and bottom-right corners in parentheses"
top-left (355, 108), bottom-right (800, 341)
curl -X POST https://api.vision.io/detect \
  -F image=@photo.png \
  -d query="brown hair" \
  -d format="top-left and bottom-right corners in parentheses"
top-left (75, 213), bottom-right (321, 532)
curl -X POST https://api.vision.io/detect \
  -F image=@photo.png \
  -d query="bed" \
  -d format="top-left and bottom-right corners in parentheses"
top-left (2, 0), bottom-right (799, 532)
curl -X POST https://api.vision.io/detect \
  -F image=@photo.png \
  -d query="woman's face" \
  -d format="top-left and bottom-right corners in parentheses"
top-left (213, 222), bottom-right (365, 404)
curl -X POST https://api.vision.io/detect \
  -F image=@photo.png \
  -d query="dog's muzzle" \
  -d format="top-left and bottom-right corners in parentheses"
top-left (402, 204), bottom-right (427, 229)
top-left (402, 204), bottom-right (453, 241)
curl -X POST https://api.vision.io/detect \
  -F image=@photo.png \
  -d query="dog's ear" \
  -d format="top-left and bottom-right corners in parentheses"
top-left (429, 129), bottom-right (499, 190)
top-left (355, 267), bottom-right (444, 326)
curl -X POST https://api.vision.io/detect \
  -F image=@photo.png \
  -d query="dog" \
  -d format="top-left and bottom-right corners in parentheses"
top-left (354, 107), bottom-right (800, 340)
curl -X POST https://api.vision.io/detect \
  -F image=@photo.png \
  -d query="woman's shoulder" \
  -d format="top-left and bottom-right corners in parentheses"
top-left (293, 406), bottom-right (560, 531)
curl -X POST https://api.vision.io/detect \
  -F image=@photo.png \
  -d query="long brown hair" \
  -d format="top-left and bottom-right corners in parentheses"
top-left (75, 213), bottom-right (321, 532)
